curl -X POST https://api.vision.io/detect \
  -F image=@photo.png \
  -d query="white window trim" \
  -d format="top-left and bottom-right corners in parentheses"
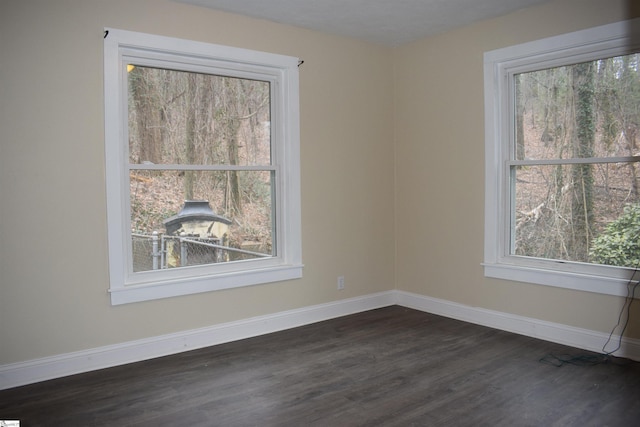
top-left (104, 28), bottom-right (302, 305)
top-left (483, 19), bottom-right (640, 298)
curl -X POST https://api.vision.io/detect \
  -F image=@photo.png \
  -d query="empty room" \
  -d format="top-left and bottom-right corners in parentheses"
top-left (1, 0), bottom-right (640, 425)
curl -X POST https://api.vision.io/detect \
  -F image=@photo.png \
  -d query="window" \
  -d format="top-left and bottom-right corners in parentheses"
top-left (484, 19), bottom-right (640, 297)
top-left (104, 28), bottom-right (302, 305)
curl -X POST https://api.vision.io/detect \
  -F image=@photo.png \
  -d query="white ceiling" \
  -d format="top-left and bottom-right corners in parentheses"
top-left (174, 0), bottom-right (552, 46)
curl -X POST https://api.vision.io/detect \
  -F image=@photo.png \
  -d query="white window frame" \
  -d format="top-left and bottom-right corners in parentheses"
top-left (483, 19), bottom-right (640, 298)
top-left (104, 28), bottom-right (302, 305)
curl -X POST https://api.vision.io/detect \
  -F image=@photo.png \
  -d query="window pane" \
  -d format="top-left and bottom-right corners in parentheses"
top-left (128, 65), bottom-right (271, 166)
top-left (515, 54), bottom-right (640, 161)
top-left (513, 163), bottom-right (640, 265)
top-left (130, 169), bottom-right (274, 272)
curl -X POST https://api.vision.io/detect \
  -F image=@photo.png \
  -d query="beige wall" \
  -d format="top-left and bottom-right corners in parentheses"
top-left (0, 0), bottom-right (394, 365)
top-left (1, 0), bottom-right (639, 368)
top-left (395, 0), bottom-right (640, 338)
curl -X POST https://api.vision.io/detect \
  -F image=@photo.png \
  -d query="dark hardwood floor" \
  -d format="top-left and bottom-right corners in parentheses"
top-left (2, 306), bottom-right (640, 426)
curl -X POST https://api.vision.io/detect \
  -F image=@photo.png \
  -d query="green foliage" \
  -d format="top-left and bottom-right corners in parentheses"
top-left (590, 204), bottom-right (640, 267)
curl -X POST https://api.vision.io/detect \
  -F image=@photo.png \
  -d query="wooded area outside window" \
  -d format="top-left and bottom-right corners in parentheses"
top-left (104, 29), bottom-right (302, 305)
top-left (484, 19), bottom-right (640, 297)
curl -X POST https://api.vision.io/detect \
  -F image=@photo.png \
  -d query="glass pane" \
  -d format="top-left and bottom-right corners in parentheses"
top-left (130, 169), bottom-right (274, 272)
top-left (512, 163), bottom-right (640, 266)
top-left (514, 54), bottom-right (640, 161)
top-left (127, 65), bottom-right (271, 166)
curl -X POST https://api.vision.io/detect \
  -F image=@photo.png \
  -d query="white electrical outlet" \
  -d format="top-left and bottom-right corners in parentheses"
top-left (337, 276), bottom-right (345, 290)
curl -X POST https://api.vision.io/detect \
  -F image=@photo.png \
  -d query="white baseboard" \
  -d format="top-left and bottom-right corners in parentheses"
top-left (0, 291), bottom-right (395, 390)
top-left (2, 289), bottom-right (638, 390)
top-left (395, 290), bottom-right (640, 362)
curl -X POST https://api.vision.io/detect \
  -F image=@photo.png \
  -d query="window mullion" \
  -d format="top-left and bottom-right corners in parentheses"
top-left (509, 156), bottom-right (640, 167)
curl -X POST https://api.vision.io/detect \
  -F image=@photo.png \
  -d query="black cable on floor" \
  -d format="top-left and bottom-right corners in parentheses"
top-left (602, 271), bottom-right (639, 356)
top-left (540, 268), bottom-right (639, 367)
top-left (539, 353), bottom-right (611, 367)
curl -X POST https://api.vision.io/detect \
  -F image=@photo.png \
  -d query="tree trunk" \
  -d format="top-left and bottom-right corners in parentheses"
top-left (185, 73), bottom-right (197, 200)
top-left (570, 62), bottom-right (595, 260)
top-left (225, 120), bottom-right (242, 216)
top-left (515, 74), bottom-right (525, 160)
top-left (130, 67), bottom-right (163, 164)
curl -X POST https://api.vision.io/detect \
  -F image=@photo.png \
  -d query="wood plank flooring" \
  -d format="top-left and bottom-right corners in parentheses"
top-left (1, 306), bottom-right (639, 426)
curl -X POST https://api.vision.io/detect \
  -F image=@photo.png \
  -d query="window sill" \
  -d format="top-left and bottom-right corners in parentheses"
top-left (483, 262), bottom-right (638, 298)
top-left (109, 264), bottom-right (303, 305)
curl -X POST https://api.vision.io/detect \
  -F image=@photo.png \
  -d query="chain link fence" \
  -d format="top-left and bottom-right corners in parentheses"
top-left (132, 232), bottom-right (269, 272)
